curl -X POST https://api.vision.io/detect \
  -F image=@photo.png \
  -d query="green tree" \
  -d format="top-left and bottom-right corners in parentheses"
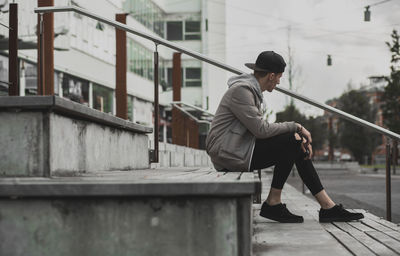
top-left (383, 29), bottom-right (400, 166)
top-left (275, 105), bottom-right (327, 151)
top-left (337, 90), bottom-right (380, 163)
top-left (276, 104), bottom-right (306, 124)
top-left (383, 29), bottom-right (400, 134)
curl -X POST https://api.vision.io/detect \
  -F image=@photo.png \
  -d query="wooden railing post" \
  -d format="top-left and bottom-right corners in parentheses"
top-left (37, 0), bottom-right (54, 95)
top-left (115, 13), bottom-right (128, 119)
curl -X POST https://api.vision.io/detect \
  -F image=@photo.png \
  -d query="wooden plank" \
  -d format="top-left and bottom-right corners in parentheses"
top-left (333, 222), bottom-right (396, 256)
top-left (347, 222), bottom-right (376, 232)
top-left (385, 231), bottom-right (400, 242)
top-left (327, 230), bottom-right (375, 256)
top-left (365, 230), bottom-right (400, 254)
top-left (352, 209), bottom-right (400, 231)
top-left (361, 218), bottom-right (395, 233)
top-left (320, 223), bottom-right (340, 232)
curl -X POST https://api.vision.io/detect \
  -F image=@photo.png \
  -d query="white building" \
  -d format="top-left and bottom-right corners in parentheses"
top-left (0, 0), bottom-right (229, 142)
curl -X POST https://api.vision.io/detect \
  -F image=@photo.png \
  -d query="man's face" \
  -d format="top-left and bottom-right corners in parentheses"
top-left (261, 73), bottom-right (283, 92)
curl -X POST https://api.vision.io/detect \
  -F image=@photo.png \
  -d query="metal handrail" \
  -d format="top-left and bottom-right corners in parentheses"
top-left (34, 5), bottom-right (400, 141)
top-left (35, 5), bottom-right (399, 221)
top-left (170, 103), bottom-right (211, 124)
top-left (172, 101), bottom-right (215, 117)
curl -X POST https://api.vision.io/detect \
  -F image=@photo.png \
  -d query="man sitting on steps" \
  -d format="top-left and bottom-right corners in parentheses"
top-left (205, 51), bottom-right (364, 223)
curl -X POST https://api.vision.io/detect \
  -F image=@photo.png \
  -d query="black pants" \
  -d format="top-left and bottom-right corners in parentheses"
top-left (250, 132), bottom-right (324, 196)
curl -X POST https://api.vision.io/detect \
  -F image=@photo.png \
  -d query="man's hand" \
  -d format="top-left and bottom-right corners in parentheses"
top-left (300, 141), bottom-right (313, 160)
top-left (295, 124), bottom-right (313, 160)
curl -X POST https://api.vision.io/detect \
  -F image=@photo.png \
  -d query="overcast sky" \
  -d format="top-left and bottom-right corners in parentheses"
top-left (219, 0), bottom-right (400, 121)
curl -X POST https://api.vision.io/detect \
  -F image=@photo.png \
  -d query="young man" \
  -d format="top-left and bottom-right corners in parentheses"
top-left (205, 51), bottom-right (364, 223)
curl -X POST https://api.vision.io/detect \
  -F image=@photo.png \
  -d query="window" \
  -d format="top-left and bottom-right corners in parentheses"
top-left (185, 68), bottom-right (201, 87)
top-left (62, 74), bottom-right (89, 105)
top-left (128, 39), bottom-right (167, 82)
top-left (167, 21), bottom-right (183, 40)
top-left (127, 95), bottom-right (134, 121)
top-left (124, 0), bottom-right (165, 37)
top-left (167, 21), bottom-right (201, 41)
top-left (185, 21), bottom-right (201, 40)
top-left (167, 67), bottom-right (201, 88)
top-left (167, 68), bottom-right (183, 88)
top-left (0, 54), bottom-right (8, 95)
top-left (93, 83), bottom-right (113, 114)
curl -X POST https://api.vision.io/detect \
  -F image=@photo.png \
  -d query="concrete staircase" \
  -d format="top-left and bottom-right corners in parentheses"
top-left (0, 96), bottom-right (259, 256)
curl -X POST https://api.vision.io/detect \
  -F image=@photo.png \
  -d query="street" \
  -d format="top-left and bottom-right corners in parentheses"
top-left (286, 169), bottom-right (400, 224)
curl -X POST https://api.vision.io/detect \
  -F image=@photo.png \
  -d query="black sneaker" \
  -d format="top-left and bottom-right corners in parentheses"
top-left (319, 204), bottom-right (364, 223)
top-left (259, 202), bottom-right (304, 223)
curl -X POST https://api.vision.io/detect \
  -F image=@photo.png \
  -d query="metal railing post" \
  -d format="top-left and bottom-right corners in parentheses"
top-left (385, 137), bottom-right (392, 221)
top-left (153, 44), bottom-right (159, 163)
top-left (8, 3), bottom-right (18, 96)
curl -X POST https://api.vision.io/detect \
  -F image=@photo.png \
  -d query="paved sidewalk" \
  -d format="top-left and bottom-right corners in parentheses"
top-left (253, 171), bottom-right (400, 256)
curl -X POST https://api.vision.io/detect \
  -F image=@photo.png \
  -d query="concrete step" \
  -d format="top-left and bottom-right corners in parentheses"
top-left (0, 167), bottom-right (260, 256)
top-left (0, 96), bottom-right (151, 177)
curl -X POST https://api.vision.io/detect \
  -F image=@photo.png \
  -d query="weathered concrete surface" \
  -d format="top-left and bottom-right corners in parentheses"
top-left (0, 197), bottom-right (241, 256)
top-left (0, 112), bottom-right (47, 176)
top-left (49, 114), bottom-right (149, 174)
top-left (158, 142), bottom-right (212, 168)
top-left (0, 96), bottom-right (152, 176)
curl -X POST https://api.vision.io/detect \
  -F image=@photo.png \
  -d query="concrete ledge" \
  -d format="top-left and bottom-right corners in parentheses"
top-left (0, 168), bottom-right (258, 256)
top-left (0, 170), bottom-right (260, 197)
top-left (0, 96), bottom-right (153, 134)
top-left (158, 142), bottom-right (212, 168)
top-left (0, 96), bottom-right (152, 176)
top-left (0, 197), bottom-right (246, 256)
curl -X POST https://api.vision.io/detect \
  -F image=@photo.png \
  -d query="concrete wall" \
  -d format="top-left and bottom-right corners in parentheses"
top-left (0, 112), bottom-right (47, 176)
top-left (0, 111), bottom-right (150, 176)
top-left (49, 114), bottom-right (150, 174)
top-left (157, 142), bottom-right (212, 168)
top-left (0, 96), bottom-right (153, 177)
top-left (0, 196), bottom-right (248, 256)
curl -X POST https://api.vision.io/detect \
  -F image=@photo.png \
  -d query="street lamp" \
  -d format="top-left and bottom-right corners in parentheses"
top-left (364, 6), bottom-right (371, 22)
top-left (327, 55), bottom-right (332, 66)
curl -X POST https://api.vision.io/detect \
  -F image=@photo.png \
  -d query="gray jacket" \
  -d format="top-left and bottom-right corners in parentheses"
top-left (205, 73), bottom-right (297, 172)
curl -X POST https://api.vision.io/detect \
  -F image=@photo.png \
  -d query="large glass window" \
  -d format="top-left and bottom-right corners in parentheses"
top-left (93, 83), bottom-right (113, 114)
top-left (167, 20), bottom-right (201, 41)
top-left (0, 55), bottom-right (8, 95)
top-left (24, 61), bottom-right (37, 95)
top-left (127, 95), bottom-right (134, 121)
top-left (62, 74), bottom-right (89, 105)
top-left (124, 0), bottom-right (165, 37)
top-left (167, 67), bottom-right (200, 88)
top-left (167, 21), bottom-right (183, 40)
top-left (185, 68), bottom-right (201, 87)
top-left (185, 21), bottom-right (201, 40)
top-left (128, 39), bottom-right (166, 82)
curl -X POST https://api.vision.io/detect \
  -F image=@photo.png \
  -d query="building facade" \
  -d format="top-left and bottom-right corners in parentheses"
top-left (0, 0), bottom-right (229, 144)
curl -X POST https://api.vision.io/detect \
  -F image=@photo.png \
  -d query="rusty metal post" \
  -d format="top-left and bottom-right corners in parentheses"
top-left (385, 137), bottom-right (392, 221)
top-left (172, 52), bottom-right (182, 146)
top-left (153, 45), bottom-right (159, 162)
top-left (38, 14), bottom-right (44, 95)
top-left (328, 116), bottom-right (334, 162)
top-left (393, 140), bottom-right (397, 175)
top-left (8, 3), bottom-right (18, 96)
top-left (37, 0), bottom-right (54, 95)
top-left (115, 14), bottom-right (128, 119)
